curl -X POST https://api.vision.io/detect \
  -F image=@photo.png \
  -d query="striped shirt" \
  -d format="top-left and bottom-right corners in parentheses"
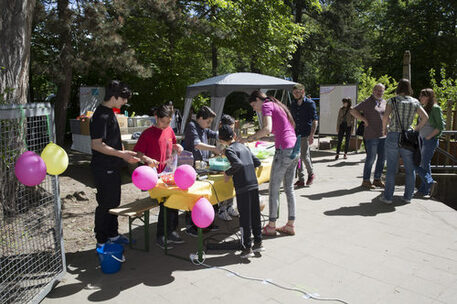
top-left (387, 96), bottom-right (420, 132)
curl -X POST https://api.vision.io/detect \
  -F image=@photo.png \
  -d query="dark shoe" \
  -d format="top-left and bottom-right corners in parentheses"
top-left (306, 174), bottom-right (315, 186)
top-left (372, 179), bottom-right (385, 188)
top-left (335, 154), bottom-right (339, 160)
top-left (343, 154), bottom-right (347, 159)
top-left (252, 242), bottom-right (265, 253)
top-left (294, 180), bottom-right (305, 188)
top-left (240, 248), bottom-right (254, 259)
top-left (156, 236), bottom-right (173, 249)
top-left (379, 196), bottom-right (392, 205)
top-left (414, 191), bottom-right (427, 198)
top-left (185, 226), bottom-right (199, 238)
top-left (168, 231), bottom-right (184, 244)
top-left (361, 180), bottom-right (375, 189)
top-left (109, 234), bottom-right (129, 245)
top-left (209, 224), bottom-right (219, 232)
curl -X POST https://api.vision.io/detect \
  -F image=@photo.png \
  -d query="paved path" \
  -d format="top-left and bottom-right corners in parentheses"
top-left (44, 151), bottom-right (457, 304)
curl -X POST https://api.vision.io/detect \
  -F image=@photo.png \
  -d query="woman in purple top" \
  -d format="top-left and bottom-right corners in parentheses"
top-left (242, 90), bottom-right (298, 236)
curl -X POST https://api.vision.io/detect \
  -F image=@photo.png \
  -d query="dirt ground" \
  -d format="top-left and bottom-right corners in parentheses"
top-left (59, 149), bottom-right (153, 253)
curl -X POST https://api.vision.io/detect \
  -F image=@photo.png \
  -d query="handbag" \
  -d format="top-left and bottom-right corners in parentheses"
top-left (339, 108), bottom-right (349, 130)
top-left (392, 98), bottom-right (421, 165)
top-left (355, 121), bottom-right (365, 136)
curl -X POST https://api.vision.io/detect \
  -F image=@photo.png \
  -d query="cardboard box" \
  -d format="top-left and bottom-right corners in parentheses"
top-left (80, 118), bottom-right (91, 135)
top-left (116, 114), bottom-right (128, 128)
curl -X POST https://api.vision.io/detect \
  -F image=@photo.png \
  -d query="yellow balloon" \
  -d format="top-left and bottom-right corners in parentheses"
top-left (41, 142), bottom-right (69, 175)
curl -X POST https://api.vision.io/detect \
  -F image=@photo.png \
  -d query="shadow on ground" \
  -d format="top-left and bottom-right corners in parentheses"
top-left (301, 186), bottom-right (368, 200)
top-left (323, 196), bottom-right (410, 217)
top-left (46, 213), bottom-right (273, 302)
top-left (326, 160), bottom-right (363, 167)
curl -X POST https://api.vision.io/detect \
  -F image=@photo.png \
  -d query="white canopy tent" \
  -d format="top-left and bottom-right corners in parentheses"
top-left (180, 72), bottom-right (297, 133)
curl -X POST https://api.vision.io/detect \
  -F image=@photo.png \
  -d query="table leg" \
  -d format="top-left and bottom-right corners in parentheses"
top-left (145, 210), bottom-right (150, 252)
top-left (164, 205), bottom-right (168, 254)
top-left (198, 227), bottom-right (203, 263)
top-left (128, 217), bottom-right (133, 250)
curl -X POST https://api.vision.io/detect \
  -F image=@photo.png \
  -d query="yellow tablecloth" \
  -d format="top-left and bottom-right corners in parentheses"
top-left (148, 158), bottom-right (272, 211)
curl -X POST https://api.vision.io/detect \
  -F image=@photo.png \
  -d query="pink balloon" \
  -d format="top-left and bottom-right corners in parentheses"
top-left (15, 151), bottom-right (47, 186)
top-left (132, 166), bottom-right (158, 190)
top-left (174, 164), bottom-right (196, 190)
top-left (191, 197), bottom-right (214, 228)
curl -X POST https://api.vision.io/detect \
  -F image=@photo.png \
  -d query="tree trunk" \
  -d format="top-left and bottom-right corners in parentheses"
top-left (0, 0), bottom-right (35, 217)
top-left (54, 0), bottom-right (73, 145)
top-left (290, 0), bottom-right (304, 82)
top-left (0, 0), bottom-right (36, 104)
top-left (211, 42), bottom-right (218, 76)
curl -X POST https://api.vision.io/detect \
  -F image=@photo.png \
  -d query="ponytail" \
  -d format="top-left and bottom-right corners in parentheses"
top-left (249, 90), bottom-right (295, 128)
top-left (265, 96), bottom-right (296, 129)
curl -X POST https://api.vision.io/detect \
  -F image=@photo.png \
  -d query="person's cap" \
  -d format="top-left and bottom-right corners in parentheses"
top-left (218, 124), bottom-right (234, 141)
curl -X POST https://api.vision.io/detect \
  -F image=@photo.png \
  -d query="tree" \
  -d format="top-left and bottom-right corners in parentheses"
top-left (0, 0), bottom-right (36, 104)
top-left (286, 0), bottom-right (321, 82)
top-left (371, 0), bottom-right (457, 94)
top-left (31, 0), bottom-right (148, 144)
top-left (0, 0), bottom-right (36, 217)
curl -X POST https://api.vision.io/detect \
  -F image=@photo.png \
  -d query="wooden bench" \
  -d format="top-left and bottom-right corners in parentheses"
top-left (109, 199), bottom-right (160, 251)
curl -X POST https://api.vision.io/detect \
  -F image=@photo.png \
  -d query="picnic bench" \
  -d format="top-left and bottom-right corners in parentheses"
top-left (109, 199), bottom-right (160, 251)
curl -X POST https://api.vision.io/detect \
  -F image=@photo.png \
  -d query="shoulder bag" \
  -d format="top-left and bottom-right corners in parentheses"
top-left (391, 98), bottom-right (421, 166)
top-left (355, 121), bottom-right (365, 136)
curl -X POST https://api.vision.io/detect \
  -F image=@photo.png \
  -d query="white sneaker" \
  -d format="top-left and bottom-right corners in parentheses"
top-left (217, 210), bottom-right (232, 221)
top-left (240, 248), bottom-right (254, 259)
top-left (379, 196), bottom-right (392, 205)
top-left (227, 206), bottom-right (239, 217)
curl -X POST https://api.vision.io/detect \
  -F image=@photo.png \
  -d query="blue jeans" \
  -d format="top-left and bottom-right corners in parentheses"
top-left (416, 137), bottom-right (438, 194)
top-left (384, 132), bottom-right (416, 201)
top-left (363, 138), bottom-right (386, 181)
top-left (268, 148), bottom-right (299, 222)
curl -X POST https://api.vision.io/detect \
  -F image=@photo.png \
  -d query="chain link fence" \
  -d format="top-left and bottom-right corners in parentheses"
top-left (0, 103), bottom-right (65, 304)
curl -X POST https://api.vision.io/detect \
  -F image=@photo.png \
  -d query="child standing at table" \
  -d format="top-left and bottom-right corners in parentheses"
top-left (182, 106), bottom-right (221, 236)
top-left (217, 114), bottom-right (240, 221)
top-left (219, 124), bottom-right (264, 259)
top-left (134, 104), bottom-right (184, 249)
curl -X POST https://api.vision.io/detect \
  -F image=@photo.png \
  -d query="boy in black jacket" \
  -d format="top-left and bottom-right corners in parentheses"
top-left (219, 125), bottom-right (264, 258)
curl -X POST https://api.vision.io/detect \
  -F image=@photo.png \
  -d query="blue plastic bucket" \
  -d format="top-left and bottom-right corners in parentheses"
top-left (96, 243), bottom-right (125, 274)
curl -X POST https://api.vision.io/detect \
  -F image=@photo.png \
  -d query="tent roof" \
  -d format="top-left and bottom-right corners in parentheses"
top-left (186, 72), bottom-right (297, 98)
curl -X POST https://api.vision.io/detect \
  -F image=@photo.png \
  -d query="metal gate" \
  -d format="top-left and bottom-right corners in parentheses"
top-left (0, 103), bottom-right (65, 304)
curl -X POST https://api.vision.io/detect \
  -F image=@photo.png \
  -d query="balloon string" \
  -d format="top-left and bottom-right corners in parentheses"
top-left (19, 105), bottom-right (28, 150)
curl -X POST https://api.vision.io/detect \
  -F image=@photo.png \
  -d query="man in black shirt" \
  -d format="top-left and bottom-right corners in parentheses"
top-left (219, 125), bottom-right (264, 259)
top-left (90, 80), bottom-right (140, 248)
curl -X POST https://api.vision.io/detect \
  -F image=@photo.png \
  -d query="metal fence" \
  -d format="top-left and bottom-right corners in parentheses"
top-left (0, 103), bottom-right (65, 304)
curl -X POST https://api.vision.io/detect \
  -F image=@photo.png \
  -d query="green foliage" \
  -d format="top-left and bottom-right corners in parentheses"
top-left (27, 0), bottom-right (457, 124)
top-left (191, 95), bottom-right (211, 113)
top-left (356, 67), bottom-right (398, 102)
top-left (429, 67), bottom-right (457, 109)
top-left (370, 0), bottom-right (457, 94)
